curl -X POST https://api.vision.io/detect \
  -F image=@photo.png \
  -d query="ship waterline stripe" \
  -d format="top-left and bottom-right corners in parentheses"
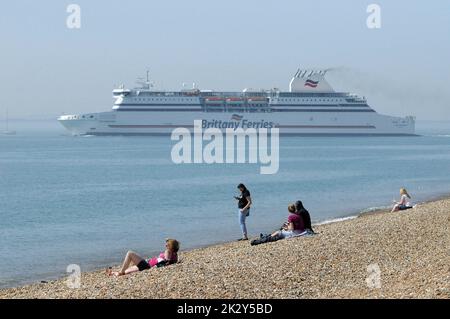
top-left (108, 124), bottom-right (376, 129)
top-left (88, 132), bottom-right (416, 137)
top-left (115, 108), bottom-right (375, 113)
top-left (109, 124), bottom-right (195, 128)
top-left (117, 103), bottom-right (201, 107)
top-left (116, 108), bottom-right (203, 112)
top-left (272, 104), bottom-right (369, 107)
top-left (278, 125), bottom-right (376, 129)
top-left (272, 109), bottom-right (375, 113)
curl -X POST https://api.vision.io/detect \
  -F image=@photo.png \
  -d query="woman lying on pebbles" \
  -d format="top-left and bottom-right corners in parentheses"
top-left (106, 239), bottom-right (180, 277)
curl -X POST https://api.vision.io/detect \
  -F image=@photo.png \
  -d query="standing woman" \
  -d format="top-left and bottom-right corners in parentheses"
top-left (235, 183), bottom-right (252, 241)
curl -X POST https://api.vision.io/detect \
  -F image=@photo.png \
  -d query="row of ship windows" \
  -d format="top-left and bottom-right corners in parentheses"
top-left (68, 115), bottom-right (95, 119)
top-left (203, 110), bottom-right (339, 121)
top-left (205, 109), bottom-right (272, 113)
top-left (206, 107), bottom-right (265, 109)
top-left (128, 98), bottom-right (345, 103)
top-left (277, 98), bottom-right (343, 102)
top-left (70, 114), bottom-right (341, 121)
top-left (131, 98), bottom-right (197, 102)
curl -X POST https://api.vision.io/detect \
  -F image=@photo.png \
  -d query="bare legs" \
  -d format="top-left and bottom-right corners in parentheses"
top-left (106, 250), bottom-right (144, 276)
top-left (391, 204), bottom-right (414, 213)
top-left (271, 230), bottom-right (281, 237)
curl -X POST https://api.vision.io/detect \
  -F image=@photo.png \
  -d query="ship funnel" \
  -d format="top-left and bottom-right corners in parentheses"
top-left (289, 68), bottom-right (335, 93)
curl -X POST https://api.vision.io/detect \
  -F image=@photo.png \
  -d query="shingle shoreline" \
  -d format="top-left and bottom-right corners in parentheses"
top-left (1, 197), bottom-right (449, 299)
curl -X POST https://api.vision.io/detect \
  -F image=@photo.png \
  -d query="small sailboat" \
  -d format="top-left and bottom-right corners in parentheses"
top-left (3, 108), bottom-right (16, 135)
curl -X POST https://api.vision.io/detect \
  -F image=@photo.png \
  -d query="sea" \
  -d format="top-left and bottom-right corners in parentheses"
top-left (1, 119), bottom-right (450, 288)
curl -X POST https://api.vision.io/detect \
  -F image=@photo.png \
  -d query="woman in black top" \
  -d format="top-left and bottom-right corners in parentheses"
top-left (235, 183), bottom-right (252, 240)
top-left (295, 200), bottom-right (314, 233)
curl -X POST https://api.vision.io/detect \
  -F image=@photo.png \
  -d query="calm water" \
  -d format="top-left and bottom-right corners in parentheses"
top-left (1, 120), bottom-right (450, 288)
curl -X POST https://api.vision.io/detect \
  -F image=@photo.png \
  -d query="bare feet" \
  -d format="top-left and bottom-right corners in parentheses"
top-left (111, 272), bottom-right (125, 277)
top-left (106, 267), bottom-right (124, 277)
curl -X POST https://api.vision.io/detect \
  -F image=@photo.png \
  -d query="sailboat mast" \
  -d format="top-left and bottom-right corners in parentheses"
top-left (6, 108), bottom-right (8, 131)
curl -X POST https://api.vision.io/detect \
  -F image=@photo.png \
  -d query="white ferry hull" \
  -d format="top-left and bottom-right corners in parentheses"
top-left (58, 111), bottom-right (416, 136)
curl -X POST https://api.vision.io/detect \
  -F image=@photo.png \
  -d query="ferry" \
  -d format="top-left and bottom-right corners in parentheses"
top-left (58, 69), bottom-right (415, 136)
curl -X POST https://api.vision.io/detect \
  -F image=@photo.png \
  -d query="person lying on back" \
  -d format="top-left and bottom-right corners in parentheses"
top-left (106, 239), bottom-right (179, 277)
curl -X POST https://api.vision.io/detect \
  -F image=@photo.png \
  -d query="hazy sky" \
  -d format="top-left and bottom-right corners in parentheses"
top-left (1, 0), bottom-right (449, 120)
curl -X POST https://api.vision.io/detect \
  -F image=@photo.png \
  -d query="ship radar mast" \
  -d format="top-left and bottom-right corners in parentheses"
top-left (135, 69), bottom-right (154, 90)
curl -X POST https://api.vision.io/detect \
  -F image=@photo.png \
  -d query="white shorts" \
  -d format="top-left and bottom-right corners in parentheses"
top-left (280, 230), bottom-right (307, 239)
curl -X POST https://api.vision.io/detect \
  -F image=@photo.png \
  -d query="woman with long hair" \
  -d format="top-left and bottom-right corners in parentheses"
top-left (295, 200), bottom-right (314, 234)
top-left (391, 188), bottom-right (413, 212)
top-left (234, 183), bottom-right (252, 241)
top-left (106, 239), bottom-right (179, 277)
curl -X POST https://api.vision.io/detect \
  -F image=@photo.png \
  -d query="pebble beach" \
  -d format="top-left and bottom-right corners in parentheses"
top-left (1, 197), bottom-right (449, 299)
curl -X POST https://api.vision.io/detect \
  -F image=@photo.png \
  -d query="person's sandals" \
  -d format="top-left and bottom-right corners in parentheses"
top-left (237, 237), bottom-right (248, 241)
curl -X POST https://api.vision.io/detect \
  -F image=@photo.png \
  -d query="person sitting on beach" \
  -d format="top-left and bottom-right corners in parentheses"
top-left (391, 188), bottom-right (414, 212)
top-left (295, 200), bottom-right (315, 234)
top-left (251, 204), bottom-right (306, 246)
top-left (106, 239), bottom-right (179, 277)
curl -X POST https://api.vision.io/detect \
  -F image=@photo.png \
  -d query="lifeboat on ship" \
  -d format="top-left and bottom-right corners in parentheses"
top-left (205, 97), bottom-right (225, 104)
top-left (226, 97), bottom-right (245, 104)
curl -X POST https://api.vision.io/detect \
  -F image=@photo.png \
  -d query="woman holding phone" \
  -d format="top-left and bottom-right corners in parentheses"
top-left (234, 183), bottom-right (252, 241)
